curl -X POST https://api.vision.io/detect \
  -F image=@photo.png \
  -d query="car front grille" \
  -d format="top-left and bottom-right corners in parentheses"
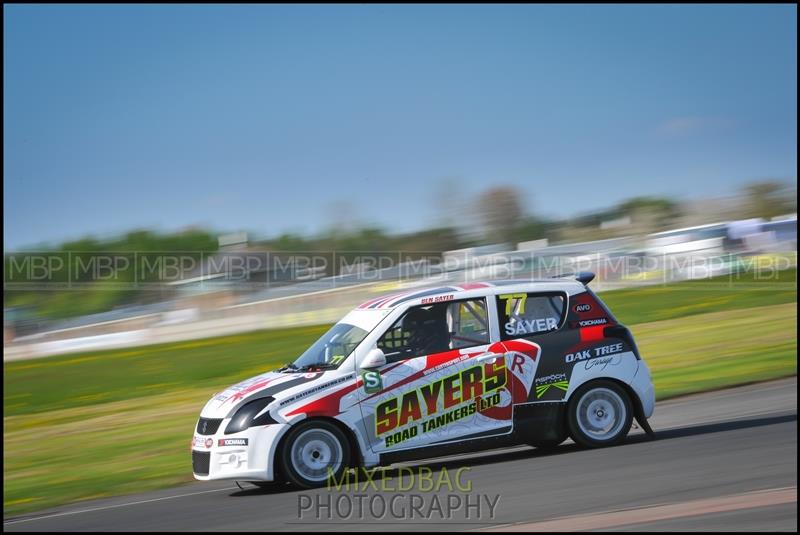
top-left (192, 451), bottom-right (211, 476)
top-left (196, 417), bottom-right (222, 435)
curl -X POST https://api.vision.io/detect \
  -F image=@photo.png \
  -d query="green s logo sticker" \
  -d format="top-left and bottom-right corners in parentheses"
top-left (362, 371), bottom-right (383, 394)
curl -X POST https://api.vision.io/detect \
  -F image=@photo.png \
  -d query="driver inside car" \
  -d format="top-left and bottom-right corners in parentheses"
top-left (402, 305), bottom-right (450, 357)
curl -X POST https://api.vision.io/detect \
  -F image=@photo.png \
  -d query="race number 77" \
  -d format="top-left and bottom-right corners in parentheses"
top-left (498, 293), bottom-right (527, 315)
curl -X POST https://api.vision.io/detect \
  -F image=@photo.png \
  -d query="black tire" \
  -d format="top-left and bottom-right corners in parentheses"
top-left (567, 380), bottom-right (632, 448)
top-left (279, 420), bottom-right (351, 489)
top-left (529, 426), bottom-right (569, 451)
top-left (530, 434), bottom-right (567, 451)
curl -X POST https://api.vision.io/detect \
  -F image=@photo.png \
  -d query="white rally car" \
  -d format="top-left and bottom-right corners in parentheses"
top-left (192, 273), bottom-right (655, 488)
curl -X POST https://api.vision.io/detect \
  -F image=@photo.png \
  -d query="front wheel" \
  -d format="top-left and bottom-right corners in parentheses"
top-left (567, 380), bottom-right (632, 448)
top-left (279, 420), bottom-right (351, 489)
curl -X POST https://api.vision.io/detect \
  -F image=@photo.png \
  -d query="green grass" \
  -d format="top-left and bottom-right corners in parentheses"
top-left (601, 266), bottom-right (797, 325)
top-left (3, 391), bottom-right (205, 514)
top-left (3, 269), bottom-right (797, 516)
top-left (634, 303), bottom-right (797, 399)
top-left (3, 324), bottom-right (329, 418)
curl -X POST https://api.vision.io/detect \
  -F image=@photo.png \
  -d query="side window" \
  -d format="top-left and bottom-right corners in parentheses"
top-left (497, 292), bottom-right (566, 340)
top-left (377, 298), bottom-right (489, 362)
top-left (448, 299), bottom-right (489, 349)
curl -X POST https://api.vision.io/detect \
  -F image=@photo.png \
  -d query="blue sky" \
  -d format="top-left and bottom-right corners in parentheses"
top-left (3, 4), bottom-right (797, 249)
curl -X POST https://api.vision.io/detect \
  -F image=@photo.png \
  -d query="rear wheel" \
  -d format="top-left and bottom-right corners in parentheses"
top-left (529, 431), bottom-right (568, 451)
top-left (280, 420), bottom-right (351, 488)
top-left (567, 380), bottom-right (632, 448)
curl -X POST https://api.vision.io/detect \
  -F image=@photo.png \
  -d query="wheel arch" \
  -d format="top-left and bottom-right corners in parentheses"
top-left (273, 416), bottom-right (364, 478)
top-left (566, 376), bottom-right (651, 434)
top-left (566, 376), bottom-right (638, 409)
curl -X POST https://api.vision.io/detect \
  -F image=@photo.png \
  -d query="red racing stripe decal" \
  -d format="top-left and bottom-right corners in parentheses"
top-left (285, 350), bottom-right (469, 417)
top-left (369, 291), bottom-right (410, 309)
top-left (226, 376), bottom-right (282, 404)
top-left (285, 381), bottom-right (361, 417)
top-left (358, 296), bottom-right (385, 309)
top-left (457, 282), bottom-right (491, 290)
top-left (580, 326), bottom-right (606, 343)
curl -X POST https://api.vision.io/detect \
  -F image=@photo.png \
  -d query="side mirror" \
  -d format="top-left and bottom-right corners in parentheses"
top-left (360, 348), bottom-right (386, 369)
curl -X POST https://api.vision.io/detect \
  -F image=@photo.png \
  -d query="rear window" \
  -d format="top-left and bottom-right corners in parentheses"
top-left (496, 292), bottom-right (567, 340)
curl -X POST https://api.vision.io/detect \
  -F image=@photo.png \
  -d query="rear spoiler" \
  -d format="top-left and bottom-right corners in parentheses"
top-left (551, 271), bottom-right (595, 285)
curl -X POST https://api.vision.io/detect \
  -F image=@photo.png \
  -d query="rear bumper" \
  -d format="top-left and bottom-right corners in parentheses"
top-left (192, 422), bottom-right (290, 482)
top-left (631, 360), bottom-right (655, 418)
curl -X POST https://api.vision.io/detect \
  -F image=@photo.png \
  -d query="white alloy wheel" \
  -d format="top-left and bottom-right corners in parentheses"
top-left (290, 428), bottom-right (343, 483)
top-left (567, 380), bottom-right (633, 448)
top-left (281, 421), bottom-right (351, 488)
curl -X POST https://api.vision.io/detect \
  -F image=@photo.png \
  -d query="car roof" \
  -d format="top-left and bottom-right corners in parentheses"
top-left (356, 277), bottom-right (589, 310)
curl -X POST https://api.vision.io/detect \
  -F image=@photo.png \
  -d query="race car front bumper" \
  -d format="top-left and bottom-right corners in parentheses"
top-left (192, 422), bottom-right (290, 482)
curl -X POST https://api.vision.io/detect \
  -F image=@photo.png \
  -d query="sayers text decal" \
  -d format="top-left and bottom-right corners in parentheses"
top-left (375, 359), bottom-right (507, 448)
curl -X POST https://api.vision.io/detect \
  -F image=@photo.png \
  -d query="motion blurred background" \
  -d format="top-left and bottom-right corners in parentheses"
top-left (3, 4), bottom-right (797, 517)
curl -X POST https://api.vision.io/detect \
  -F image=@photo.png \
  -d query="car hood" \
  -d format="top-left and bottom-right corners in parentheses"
top-left (200, 369), bottom-right (331, 419)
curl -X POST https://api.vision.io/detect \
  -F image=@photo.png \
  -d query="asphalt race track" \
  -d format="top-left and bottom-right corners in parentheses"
top-left (5, 378), bottom-right (797, 532)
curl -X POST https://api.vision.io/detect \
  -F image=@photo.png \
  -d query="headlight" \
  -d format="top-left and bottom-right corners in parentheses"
top-left (224, 397), bottom-right (278, 434)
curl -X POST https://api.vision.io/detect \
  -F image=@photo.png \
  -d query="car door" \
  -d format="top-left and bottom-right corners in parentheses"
top-left (355, 297), bottom-right (514, 454)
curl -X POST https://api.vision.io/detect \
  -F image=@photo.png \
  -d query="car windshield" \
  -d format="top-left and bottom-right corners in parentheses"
top-left (283, 322), bottom-right (368, 371)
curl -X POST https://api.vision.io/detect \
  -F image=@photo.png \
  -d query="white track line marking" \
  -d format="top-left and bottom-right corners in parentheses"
top-left (479, 486), bottom-right (798, 532)
top-left (3, 486), bottom-right (239, 525)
